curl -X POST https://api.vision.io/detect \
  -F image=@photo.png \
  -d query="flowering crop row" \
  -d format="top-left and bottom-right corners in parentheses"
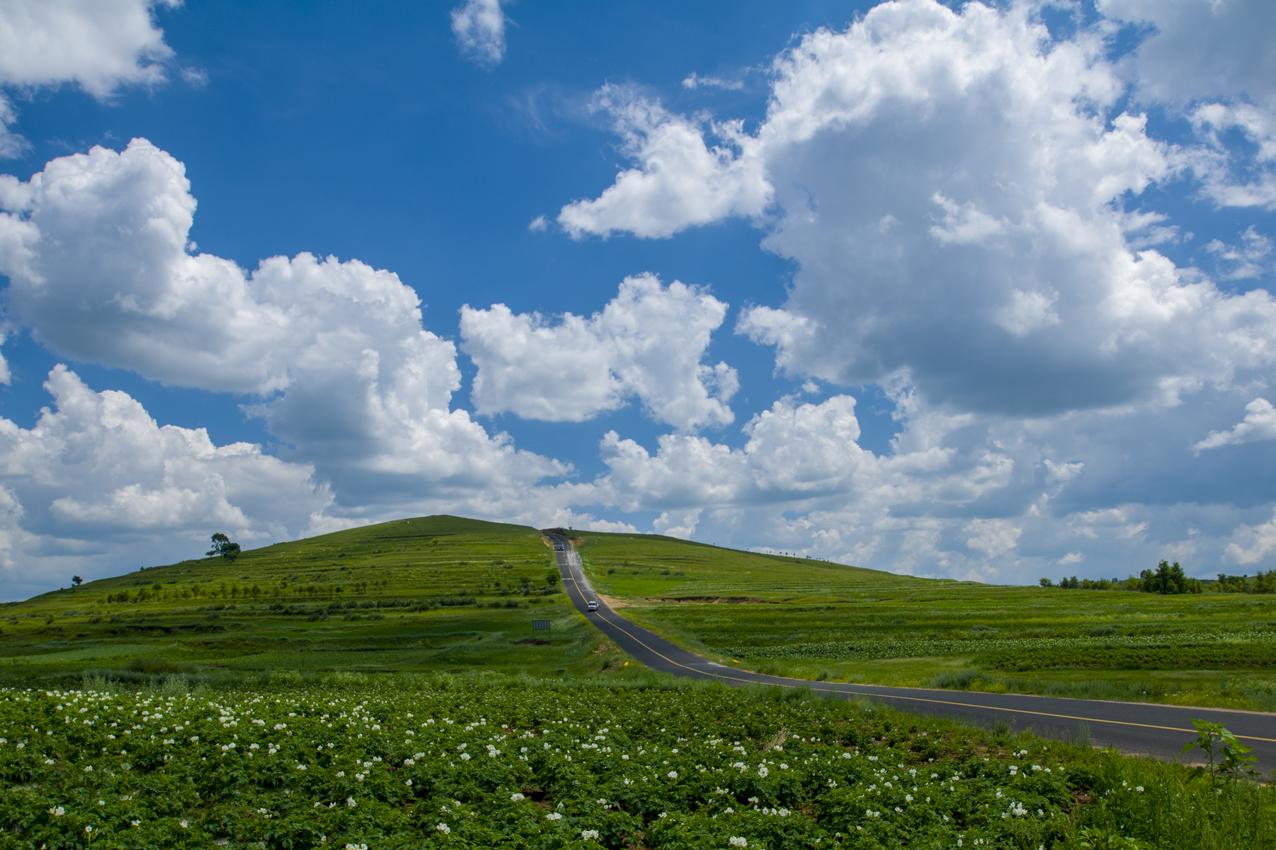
top-left (0, 679), bottom-right (1267, 849)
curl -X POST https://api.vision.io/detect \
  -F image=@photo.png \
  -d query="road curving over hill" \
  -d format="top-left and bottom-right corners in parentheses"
top-left (546, 534), bottom-right (1276, 774)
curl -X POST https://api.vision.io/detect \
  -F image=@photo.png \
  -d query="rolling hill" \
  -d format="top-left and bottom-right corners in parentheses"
top-left (0, 516), bottom-right (633, 685)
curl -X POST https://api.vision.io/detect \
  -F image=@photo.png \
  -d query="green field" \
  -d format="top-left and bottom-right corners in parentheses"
top-left (3, 675), bottom-right (1272, 850)
top-left (0, 516), bottom-right (636, 687)
top-left (2, 516), bottom-right (1274, 848)
top-left (574, 531), bottom-right (1276, 711)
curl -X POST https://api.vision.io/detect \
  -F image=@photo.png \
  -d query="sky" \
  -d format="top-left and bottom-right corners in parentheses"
top-left (0, 0), bottom-right (1274, 599)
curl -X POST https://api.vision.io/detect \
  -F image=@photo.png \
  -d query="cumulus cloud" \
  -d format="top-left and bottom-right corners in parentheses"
top-left (558, 86), bottom-right (771, 238)
top-left (0, 365), bottom-right (332, 589)
top-left (1195, 398), bottom-right (1276, 453)
top-left (461, 274), bottom-right (738, 430)
top-left (0, 0), bottom-right (178, 155)
top-left (1225, 508), bottom-right (1276, 566)
top-left (540, 0), bottom-right (1276, 583)
top-left (1099, 0), bottom-right (1276, 209)
top-left (0, 139), bottom-right (567, 518)
top-left (1099, 0), bottom-right (1276, 109)
top-left (451, 0), bottom-right (506, 67)
top-left (0, 331), bottom-right (9, 385)
top-left (572, 0), bottom-right (1276, 421)
top-left (1189, 101), bottom-right (1276, 209)
top-left (1206, 226), bottom-right (1272, 281)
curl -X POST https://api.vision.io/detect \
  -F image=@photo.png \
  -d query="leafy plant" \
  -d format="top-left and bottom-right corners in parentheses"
top-left (1182, 719), bottom-right (1258, 784)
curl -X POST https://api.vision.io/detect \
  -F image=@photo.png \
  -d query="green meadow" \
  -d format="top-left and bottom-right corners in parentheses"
top-left (0, 516), bottom-right (636, 687)
top-left (574, 531), bottom-right (1276, 711)
top-left (2, 517), bottom-right (1274, 848)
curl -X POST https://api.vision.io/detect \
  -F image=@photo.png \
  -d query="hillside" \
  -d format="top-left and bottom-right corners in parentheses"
top-left (4, 517), bottom-right (1275, 711)
top-left (574, 530), bottom-right (1276, 711)
top-left (0, 516), bottom-right (633, 685)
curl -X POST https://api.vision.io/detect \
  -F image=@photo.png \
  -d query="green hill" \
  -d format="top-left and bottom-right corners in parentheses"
top-left (572, 530), bottom-right (1276, 711)
top-left (0, 516), bottom-right (632, 685)
top-left (4, 516), bottom-right (1275, 711)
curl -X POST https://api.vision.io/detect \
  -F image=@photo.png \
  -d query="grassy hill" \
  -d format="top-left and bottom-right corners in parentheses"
top-left (0, 516), bottom-right (635, 686)
top-left (2, 518), bottom-right (1275, 847)
top-left (3, 517), bottom-right (1275, 710)
top-left (574, 530), bottom-right (1276, 711)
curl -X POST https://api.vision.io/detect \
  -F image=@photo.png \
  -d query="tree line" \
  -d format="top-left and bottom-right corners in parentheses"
top-left (1041, 560), bottom-right (1275, 594)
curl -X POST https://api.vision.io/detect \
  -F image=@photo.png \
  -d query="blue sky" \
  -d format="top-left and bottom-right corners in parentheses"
top-left (0, 0), bottom-right (1274, 599)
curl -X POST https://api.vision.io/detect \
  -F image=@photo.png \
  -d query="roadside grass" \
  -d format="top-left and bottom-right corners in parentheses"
top-left (575, 530), bottom-right (1276, 711)
top-left (0, 516), bottom-right (638, 685)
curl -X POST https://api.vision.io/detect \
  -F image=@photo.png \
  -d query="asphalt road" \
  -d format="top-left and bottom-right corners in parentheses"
top-left (548, 535), bottom-right (1276, 774)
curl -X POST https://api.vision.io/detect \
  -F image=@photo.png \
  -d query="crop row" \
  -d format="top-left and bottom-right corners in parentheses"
top-left (6, 678), bottom-right (1265, 849)
top-left (722, 630), bottom-right (1276, 663)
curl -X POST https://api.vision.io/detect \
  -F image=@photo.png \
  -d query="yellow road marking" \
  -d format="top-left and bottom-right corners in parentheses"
top-left (556, 549), bottom-right (1276, 747)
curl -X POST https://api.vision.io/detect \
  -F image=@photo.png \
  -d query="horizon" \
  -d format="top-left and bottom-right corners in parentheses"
top-left (1, 0), bottom-right (1275, 599)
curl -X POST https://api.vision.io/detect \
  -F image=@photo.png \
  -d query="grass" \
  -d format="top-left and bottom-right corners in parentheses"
top-left (574, 530), bottom-right (1276, 711)
top-left (0, 516), bottom-right (638, 686)
top-left (3, 516), bottom-right (1274, 709)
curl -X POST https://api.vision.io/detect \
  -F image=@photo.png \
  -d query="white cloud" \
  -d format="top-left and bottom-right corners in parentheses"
top-left (1099, 0), bottom-right (1276, 110)
top-left (451, 0), bottom-right (506, 67)
top-left (558, 86), bottom-right (771, 238)
top-left (0, 331), bottom-right (9, 385)
top-left (653, 508), bottom-right (702, 540)
top-left (965, 518), bottom-right (1022, 559)
top-left (1099, 0), bottom-right (1276, 209)
top-left (527, 214), bottom-right (549, 233)
top-left (547, 0), bottom-right (1276, 583)
top-left (1189, 102), bottom-right (1276, 209)
top-left (0, 139), bottom-right (568, 518)
top-left (681, 73), bottom-right (745, 92)
top-left (1194, 398), bottom-right (1276, 453)
top-left (461, 274), bottom-right (738, 430)
top-left (0, 0), bottom-right (178, 155)
top-left (570, 0), bottom-right (1276, 420)
top-left (0, 365), bottom-right (333, 589)
top-left (1206, 226), bottom-right (1272, 281)
top-left (1225, 508), bottom-right (1276, 566)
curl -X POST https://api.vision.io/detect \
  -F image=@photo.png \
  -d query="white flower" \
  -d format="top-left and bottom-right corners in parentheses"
top-left (546, 812), bottom-right (563, 821)
top-left (48, 806), bottom-right (64, 817)
top-left (437, 823), bottom-right (451, 834)
top-left (179, 819), bottom-right (189, 829)
top-left (581, 829), bottom-right (600, 840)
top-left (346, 796), bottom-right (357, 808)
top-left (729, 838), bottom-right (748, 848)
top-left (667, 770), bottom-right (678, 780)
top-left (510, 792), bottom-right (525, 801)
top-left (756, 764), bottom-right (769, 778)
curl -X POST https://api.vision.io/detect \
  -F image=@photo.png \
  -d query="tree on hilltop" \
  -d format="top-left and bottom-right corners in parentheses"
top-left (207, 532), bottom-right (241, 561)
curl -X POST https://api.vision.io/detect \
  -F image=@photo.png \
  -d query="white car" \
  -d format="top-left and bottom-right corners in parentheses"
top-left (586, 600), bottom-right (599, 612)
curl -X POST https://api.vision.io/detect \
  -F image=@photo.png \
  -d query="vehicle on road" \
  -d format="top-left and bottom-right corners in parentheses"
top-left (587, 600), bottom-right (599, 611)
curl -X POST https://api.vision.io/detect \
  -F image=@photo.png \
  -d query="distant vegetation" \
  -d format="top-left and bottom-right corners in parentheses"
top-left (574, 533), bottom-right (1276, 711)
top-left (1043, 561), bottom-right (1275, 594)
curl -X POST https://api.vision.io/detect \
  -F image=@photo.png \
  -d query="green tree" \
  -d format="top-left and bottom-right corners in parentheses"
top-left (71, 575), bottom-right (82, 588)
top-left (207, 532), bottom-right (242, 561)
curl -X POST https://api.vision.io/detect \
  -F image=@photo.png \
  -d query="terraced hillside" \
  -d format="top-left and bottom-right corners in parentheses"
top-left (0, 516), bottom-right (631, 686)
top-left (575, 531), bottom-right (1276, 711)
